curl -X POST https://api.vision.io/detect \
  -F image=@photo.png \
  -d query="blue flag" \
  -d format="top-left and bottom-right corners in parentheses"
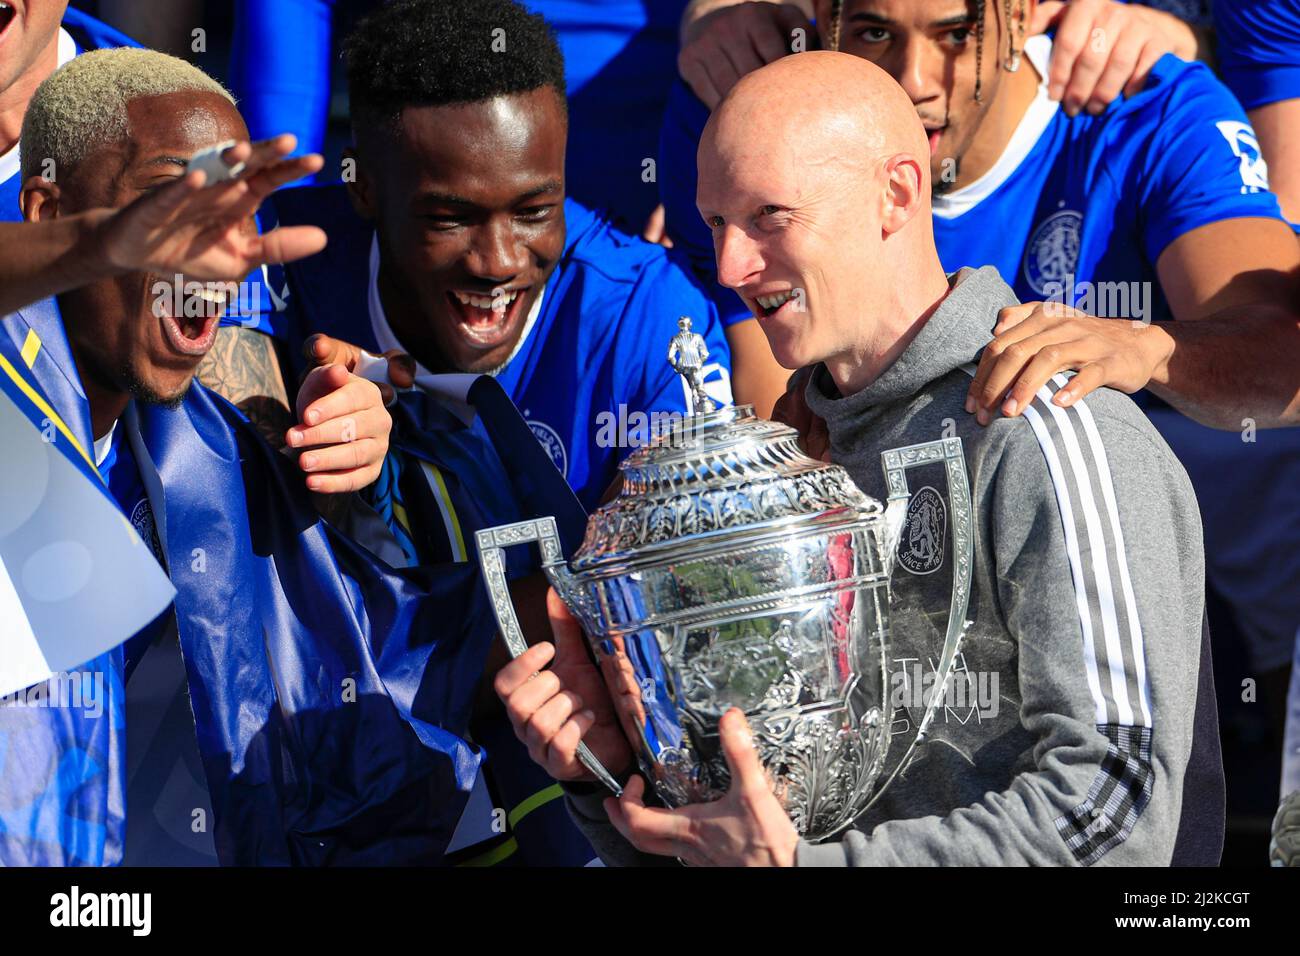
top-left (0, 338), bottom-right (174, 697)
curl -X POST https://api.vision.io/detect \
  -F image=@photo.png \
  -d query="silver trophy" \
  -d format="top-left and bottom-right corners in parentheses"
top-left (476, 319), bottom-right (973, 841)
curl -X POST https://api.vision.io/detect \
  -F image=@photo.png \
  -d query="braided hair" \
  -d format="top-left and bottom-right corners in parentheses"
top-left (827, 0), bottom-right (844, 51)
top-left (824, 1), bottom-right (1010, 102)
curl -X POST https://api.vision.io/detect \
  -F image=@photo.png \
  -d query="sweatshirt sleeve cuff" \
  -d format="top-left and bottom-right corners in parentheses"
top-left (795, 838), bottom-right (851, 867)
top-left (561, 770), bottom-right (636, 823)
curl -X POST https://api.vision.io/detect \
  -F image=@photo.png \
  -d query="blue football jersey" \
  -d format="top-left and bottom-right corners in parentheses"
top-left (1214, 0), bottom-right (1300, 111)
top-left (271, 186), bottom-right (733, 512)
top-left (923, 38), bottom-right (1300, 671)
top-left (931, 37), bottom-right (1286, 311)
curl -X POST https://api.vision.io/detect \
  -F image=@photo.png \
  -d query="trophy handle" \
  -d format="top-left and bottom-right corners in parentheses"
top-left (474, 518), bottom-right (624, 797)
top-left (865, 438), bottom-right (975, 807)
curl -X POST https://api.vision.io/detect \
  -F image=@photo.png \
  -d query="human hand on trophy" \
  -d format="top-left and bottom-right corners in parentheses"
top-left (604, 709), bottom-right (800, 867)
top-left (771, 366), bottom-right (830, 462)
top-left (495, 589), bottom-right (634, 782)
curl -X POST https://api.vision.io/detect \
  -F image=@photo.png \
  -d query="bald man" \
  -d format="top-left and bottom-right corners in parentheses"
top-left (496, 52), bottom-right (1223, 867)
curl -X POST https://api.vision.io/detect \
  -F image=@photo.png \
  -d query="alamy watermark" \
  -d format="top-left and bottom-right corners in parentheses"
top-left (1040, 273), bottom-right (1153, 326)
top-left (0, 670), bottom-right (104, 719)
top-left (890, 658), bottom-right (1000, 723)
top-left (595, 404), bottom-right (685, 449)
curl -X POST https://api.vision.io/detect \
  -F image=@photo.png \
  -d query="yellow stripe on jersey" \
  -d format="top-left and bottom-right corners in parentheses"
top-left (0, 351), bottom-right (99, 479)
top-left (419, 460), bottom-right (467, 562)
top-left (454, 783), bottom-right (567, 867)
top-left (508, 783), bottom-right (565, 830)
top-left (20, 329), bottom-right (41, 368)
top-left (457, 837), bottom-right (518, 868)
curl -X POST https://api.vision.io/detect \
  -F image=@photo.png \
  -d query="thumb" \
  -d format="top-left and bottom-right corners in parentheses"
top-left (719, 708), bottom-right (766, 795)
top-left (302, 333), bottom-right (354, 370)
top-left (641, 203), bottom-right (666, 244)
top-left (257, 225), bottom-right (327, 266)
top-left (546, 587), bottom-right (587, 662)
top-left (1030, 0), bottom-right (1066, 35)
top-left (383, 349), bottom-right (416, 389)
top-left (296, 362), bottom-right (347, 421)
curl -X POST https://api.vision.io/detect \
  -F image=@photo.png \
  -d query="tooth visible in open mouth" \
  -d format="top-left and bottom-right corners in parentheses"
top-left (194, 285), bottom-right (227, 305)
top-left (453, 289), bottom-right (519, 311)
top-left (756, 290), bottom-right (795, 311)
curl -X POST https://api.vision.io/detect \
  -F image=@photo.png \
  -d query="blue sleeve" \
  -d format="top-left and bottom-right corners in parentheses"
top-left (658, 78), bottom-right (752, 328)
top-left (228, 0), bottom-right (335, 155)
top-left (60, 7), bottom-right (140, 49)
top-left (1131, 63), bottom-right (1286, 265)
top-left (619, 252), bottom-right (735, 418)
top-left (1213, 0), bottom-right (1300, 111)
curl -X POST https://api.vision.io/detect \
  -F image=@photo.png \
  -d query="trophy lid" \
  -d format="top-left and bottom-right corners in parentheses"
top-left (572, 322), bottom-right (884, 574)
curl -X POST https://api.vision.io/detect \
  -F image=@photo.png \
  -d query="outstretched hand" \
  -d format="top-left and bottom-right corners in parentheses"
top-left (288, 363), bottom-right (392, 494)
top-left (98, 134), bottom-right (326, 281)
top-left (678, 1), bottom-right (813, 109)
top-left (1032, 0), bottom-right (1198, 116)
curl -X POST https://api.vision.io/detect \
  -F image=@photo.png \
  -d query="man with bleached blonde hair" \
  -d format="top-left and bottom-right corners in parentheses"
top-left (0, 48), bottom-right (484, 867)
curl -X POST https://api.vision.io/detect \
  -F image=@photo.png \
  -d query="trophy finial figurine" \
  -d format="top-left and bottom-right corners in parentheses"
top-left (667, 316), bottom-right (716, 415)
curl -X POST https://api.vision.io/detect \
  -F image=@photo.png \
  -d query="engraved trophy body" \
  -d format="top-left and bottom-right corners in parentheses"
top-left (477, 320), bottom-right (973, 841)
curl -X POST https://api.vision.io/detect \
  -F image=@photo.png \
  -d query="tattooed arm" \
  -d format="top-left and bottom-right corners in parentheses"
top-left (197, 325), bottom-right (294, 449)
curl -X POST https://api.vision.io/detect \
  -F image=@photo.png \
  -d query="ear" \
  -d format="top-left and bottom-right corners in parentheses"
top-left (880, 153), bottom-right (925, 237)
top-left (342, 146), bottom-right (376, 221)
top-left (21, 174), bottom-right (62, 223)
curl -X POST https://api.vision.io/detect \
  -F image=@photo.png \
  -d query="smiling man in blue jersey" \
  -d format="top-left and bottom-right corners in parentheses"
top-left (272, 0), bottom-right (733, 516)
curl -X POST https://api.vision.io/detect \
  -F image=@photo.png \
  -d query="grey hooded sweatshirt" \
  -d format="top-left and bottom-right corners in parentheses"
top-left (565, 266), bottom-right (1220, 866)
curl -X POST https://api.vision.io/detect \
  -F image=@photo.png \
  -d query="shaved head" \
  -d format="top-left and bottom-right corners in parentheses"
top-left (707, 51), bottom-right (931, 190)
top-left (697, 52), bottom-right (948, 393)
